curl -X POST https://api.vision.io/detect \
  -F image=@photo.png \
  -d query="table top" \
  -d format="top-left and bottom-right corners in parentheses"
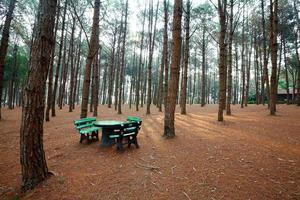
top-left (93, 120), bottom-right (124, 128)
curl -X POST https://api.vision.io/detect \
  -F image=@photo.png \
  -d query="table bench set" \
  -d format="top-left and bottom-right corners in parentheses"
top-left (73, 116), bottom-right (142, 152)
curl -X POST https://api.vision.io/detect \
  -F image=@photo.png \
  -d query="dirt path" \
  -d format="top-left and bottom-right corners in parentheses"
top-left (0, 105), bottom-right (299, 199)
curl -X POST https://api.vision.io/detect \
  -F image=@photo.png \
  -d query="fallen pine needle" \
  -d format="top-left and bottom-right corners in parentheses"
top-left (135, 162), bottom-right (160, 170)
top-left (139, 157), bottom-right (150, 163)
top-left (171, 165), bottom-right (177, 174)
top-left (183, 191), bottom-right (191, 200)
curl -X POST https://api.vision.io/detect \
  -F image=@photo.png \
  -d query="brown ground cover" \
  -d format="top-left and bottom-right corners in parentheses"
top-left (0, 104), bottom-right (299, 200)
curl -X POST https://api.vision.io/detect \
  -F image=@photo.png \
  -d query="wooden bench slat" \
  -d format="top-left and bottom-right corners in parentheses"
top-left (76, 123), bottom-right (95, 130)
top-left (79, 127), bottom-right (99, 135)
top-left (109, 135), bottom-right (120, 138)
top-left (74, 117), bottom-right (96, 126)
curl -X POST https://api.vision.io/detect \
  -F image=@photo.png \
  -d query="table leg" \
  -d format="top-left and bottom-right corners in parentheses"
top-left (101, 128), bottom-right (115, 147)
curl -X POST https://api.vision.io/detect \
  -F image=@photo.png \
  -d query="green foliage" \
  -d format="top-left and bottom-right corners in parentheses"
top-left (3, 45), bottom-right (28, 87)
top-left (278, 79), bottom-right (286, 90)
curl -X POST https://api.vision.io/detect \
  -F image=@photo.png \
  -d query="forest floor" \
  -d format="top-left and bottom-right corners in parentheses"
top-left (0, 104), bottom-right (300, 200)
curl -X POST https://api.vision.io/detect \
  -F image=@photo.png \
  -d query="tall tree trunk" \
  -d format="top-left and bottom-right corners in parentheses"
top-left (0, 0), bottom-right (17, 119)
top-left (296, 70), bottom-right (300, 106)
top-left (20, 0), bottom-right (57, 191)
top-left (52, 0), bottom-right (67, 116)
top-left (80, 0), bottom-right (100, 118)
top-left (8, 44), bottom-right (18, 109)
top-left (146, 1), bottom-right (159, 115)
top-left (158, 51), bottom-right (164, 111)
top-left (179, 41), bottom-right (185, 106)
top-left (114, 20), bottom-right (123, 111)
top-left (136, 10), bottom-right (146, 111)
top-left (107, 27), bottom-right (117, 108)
top-left (93, 48), bottom-right (100, 116)
top-left (254, 32), bottom-right (260, 105)
top-left (76, 62), bottom-right (81, 105)
top-left (283, 35), bottom-right (290, 104)
top-left (233, 40), bottom-right (239, 104)
top-left (192, 69), bottom-right (196, 104)
top-left (201, 27), bottom-right (206, 107)
top-left (72, 35), bottom-right (81, 109)
top-left (163, 0), bottom-right (169, 110)
top-left (217, 0), bottom-right (227, 121)
top-left (259, 45), bottom-right (264, 104)
top-left (59, 33), bottom-right (70, 109)
top-left (269, 0), bottom-right (278, 115)
top-left (102, 62), bottom-right (108, 105)
top-left (180, 0), bottom-right (190, 115)
top-left (261, 0), bottom-right (270, 107)
top-left (90, 59), bottom-right (95, 113)
top-left (46, 2), bottom-right (60, 121)
top-left (129, 77), bottom-right (133, 109)
top-left (163, 0), bottom-right (182, 138)
top-left (241, 10), bottom-right (245, 108)
top-left (226, 0), bottom-right (233, 115)
top-left (141, 59), bottom-right (147, 107)
top-left (245, 38), bottom-right (252, 107)
top-left (293, 0), bottom-right (300, 106)
top-left (117, 0), bottom-right (128, 114)
top-left (68, 17), bottom-right (76, 112)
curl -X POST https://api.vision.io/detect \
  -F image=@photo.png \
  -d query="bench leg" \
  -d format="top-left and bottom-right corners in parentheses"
top-left (96, 130), bottom-right (99, 141)
top-left (134, 136), bottom-right (139, 148)
top-left (80, 134), bottom-right (84, 143)
top-left (116, 137), bottom-right (124, 152)
top-left (91, 131), bottom-right (96, 141)
top-left (128, 137), bottom-right (131, 148)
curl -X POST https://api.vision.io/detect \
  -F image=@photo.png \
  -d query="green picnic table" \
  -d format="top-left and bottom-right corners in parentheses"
top-left (93, 120), bottom-right (124, 146)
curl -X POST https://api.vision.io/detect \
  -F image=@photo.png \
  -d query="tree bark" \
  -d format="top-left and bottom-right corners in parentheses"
top-left (163, 0), bottom-right (169, 110)
top-left (261, 0), bottom-right (270, 107)
top-left (117, 0), bottom-right (128, 115)
top-left (68, 17), bottom-right (76, 112)
top-left (102, 62), bottom-right (108, 105)
top-left (146, 1), bottom-right (159, 115)
top-left (245, 38), bottom-right (252, 107)
top-left (158, 51), bottom-right (164, 111)
top-left (233, 40), bottom-right (238, 104)
top-left (282, 34), bottom-right (290, 105)
top-left (269, 0), bottom-right (278, 115)
top-left (114, 20), bottom-right (123, 111)
top-left (72, 34), bottom-right (81, 109)
top-left (201, 27), bottom-right (206, 107)
top-left (46, 2), bottom-right (60, 121)
top-left (58, 32), bottom-right (70, 109)
top-left (254, 32), bottom-right (260, 105)
top-left (8, 44), bottom-right (18, 110)
top-left (226, 0), bottom-right (233, 115)
top-left (107, 27), bottom-right (117, 108)
top-left (217, 0), bottom-right (227, 121)
top-left (293, 0), bottom-right (300, 106)
top-left (20, 0), bottom-right (57, 191)
top-left (93, 48), bottom-right (100, 116)
top-left (51, 0), bottom-right (67, 117)
top-left (180, 0), bottom-right (190, 115)
top-left (0, 0), bottom-right (17, 119)
top-left (163, 0), bottom-right (182, 138)
top-left (136, 10), bottom-right (146, 111)
top-left (80, 0), bottom-right (100, 118)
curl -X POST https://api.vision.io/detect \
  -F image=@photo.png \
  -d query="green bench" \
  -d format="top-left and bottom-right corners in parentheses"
top-left (107, 116), bottom-right (142, 152)
top-left (127, 116), bottom-right (142, 123)
top-left (74, 117), bottom-right (96, 126)
top-left (74, 117), bottom-right (99, 143)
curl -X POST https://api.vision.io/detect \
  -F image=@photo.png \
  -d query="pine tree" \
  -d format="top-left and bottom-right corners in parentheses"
top-left (20, 0), bottom-right (57, 191)
top-left (163, 0), bottom-right (182, 138)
